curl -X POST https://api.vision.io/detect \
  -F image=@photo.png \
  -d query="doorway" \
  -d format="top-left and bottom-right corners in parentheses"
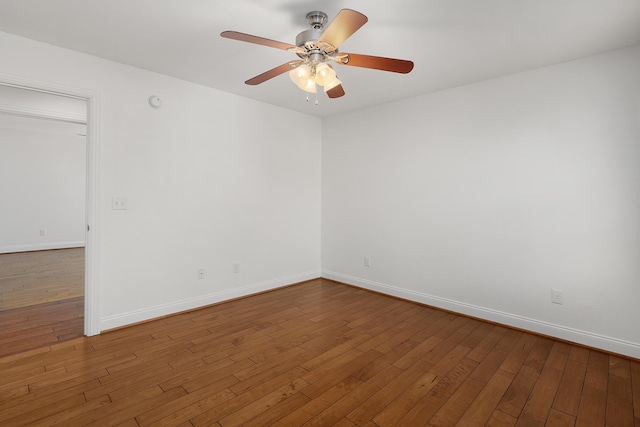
top-left (0, 79), bottom-right (99, 354)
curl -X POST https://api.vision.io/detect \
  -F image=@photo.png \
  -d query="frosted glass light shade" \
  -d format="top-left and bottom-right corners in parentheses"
top-left (289, 64), bottom-right (316, 93)
top-left (314, 63), bottom-right (336, 87)
top-left (289, 64), bottom-right (310, 85)
top-left (301, 78), bottom-right (317, 93)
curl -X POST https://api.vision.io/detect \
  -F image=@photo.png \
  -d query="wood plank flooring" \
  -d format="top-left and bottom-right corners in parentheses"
top-left (0, 297), bottom-right (84, 358)
top-left (0, 248), bottom-right (85, 356)
top-left (0, 248), bottom-right (84, 310)
top-left (1, 279), bottom-right (638, 426)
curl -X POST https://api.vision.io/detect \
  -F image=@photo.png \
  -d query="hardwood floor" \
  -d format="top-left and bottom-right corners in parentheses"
top-left (0, 248), bottom-right (84, 310)
top-left (0, 279), bottom-right (638, 426)
top-left (0, 248), bottom-right (85, 356)
top-left (0, 297), bottom-right (84, 358)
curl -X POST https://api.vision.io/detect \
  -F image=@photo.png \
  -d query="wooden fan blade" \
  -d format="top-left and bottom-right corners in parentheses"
top-left (326, 83), bottom-right (345, 99)
top-left (325, 65), bottom-right (345, 99)
top-left (245, 61), bottom-right (301, 85)
top-left (340, 53), bottom-right (414, 74)
top-left (221, 30), bottom-right (296, 51)
top-left (318, 9), bottom-right (368, 49)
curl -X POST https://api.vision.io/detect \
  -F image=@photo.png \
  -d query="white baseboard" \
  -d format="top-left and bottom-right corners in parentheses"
top-left (0, 241), bottom-right (85, 254)
top-left (100, 270), bottom-right (321, 331)
top-left (322, 269), bottom-right (640, 360)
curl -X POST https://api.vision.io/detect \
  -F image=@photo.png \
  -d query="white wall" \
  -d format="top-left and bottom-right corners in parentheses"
top-left (322, 45), bottom-right (640, 358)
top-left (0, 31), bottom-right (321, 330)
top-left (0, 123), bottom-right (86, 253)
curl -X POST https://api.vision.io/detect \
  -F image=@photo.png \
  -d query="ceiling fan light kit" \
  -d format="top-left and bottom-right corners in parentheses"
top-left (221, 9), bottom-right (413, 102)
top-left (289, 62), bottom-right (341, 94)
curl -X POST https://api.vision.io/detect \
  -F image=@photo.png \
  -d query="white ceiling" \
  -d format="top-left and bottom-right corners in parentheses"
top-left (0, 0), bottom-right (639, 117)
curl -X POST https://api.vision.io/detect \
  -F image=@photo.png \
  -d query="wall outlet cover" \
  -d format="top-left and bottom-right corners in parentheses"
top-left (551, 289), bottom-right (564, 305)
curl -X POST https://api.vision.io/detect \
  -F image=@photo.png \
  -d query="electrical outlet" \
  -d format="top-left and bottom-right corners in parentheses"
top-left (551, 289), bottom-right (564, 305)
top-left (364, 256), bottom-right (371, 268)
top-left (198, 268), bottom-right (205, 280)
top-left (39, 229), bottom-right (46, 236)
top-left (233, 263), bottom-right (240, 274)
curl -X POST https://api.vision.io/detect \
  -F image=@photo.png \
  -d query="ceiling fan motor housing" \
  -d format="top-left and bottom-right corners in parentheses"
top-left (294, 11), bottom-right (340, 64)
top-left (295, 28), bottom-right (323, 48)
top-left (295, 28), bottom-right (336, 64)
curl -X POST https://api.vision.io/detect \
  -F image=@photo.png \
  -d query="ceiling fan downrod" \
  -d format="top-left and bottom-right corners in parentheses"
top-left (306, 11), bottom-right (328, 29)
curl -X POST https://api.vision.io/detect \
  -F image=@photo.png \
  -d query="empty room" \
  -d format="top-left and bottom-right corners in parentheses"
top-left (0, 1), bottom-right (639, 425)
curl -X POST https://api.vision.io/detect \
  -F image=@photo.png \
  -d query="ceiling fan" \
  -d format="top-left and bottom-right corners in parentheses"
top-left (221, 9), bottom-right (414, 101)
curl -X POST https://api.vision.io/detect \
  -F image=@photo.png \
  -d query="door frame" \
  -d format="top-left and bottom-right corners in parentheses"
top-left (0, 75), bottom-right (101, 336)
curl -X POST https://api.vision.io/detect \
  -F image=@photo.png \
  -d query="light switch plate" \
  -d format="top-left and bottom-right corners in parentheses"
top-left (112, 197), bottom-right (128, 210)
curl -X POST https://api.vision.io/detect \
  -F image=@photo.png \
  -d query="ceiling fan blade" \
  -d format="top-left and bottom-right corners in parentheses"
top-left (245, 61), bottom-right (301, 85)
top-left (221, 30), bottom-right (296, 51)
top-left (326, 83), bottom-right (345, 99)
top-left (324, 65), bottom-right (345, 99)
top-left (318, 9), bottom-right (368, 49)
top-left (339, 53), bottom-right (414, 74)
